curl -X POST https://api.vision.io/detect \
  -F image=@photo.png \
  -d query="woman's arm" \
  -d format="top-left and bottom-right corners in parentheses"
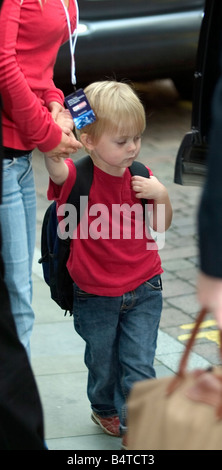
top-left (43, 81), bottom-right (65, 110)
top-left (131, 175), bottom-right (172, 232)
top-left (0, 0), bottom-right (55, 148)
top-left (0, 0), bottom-right (80, 155)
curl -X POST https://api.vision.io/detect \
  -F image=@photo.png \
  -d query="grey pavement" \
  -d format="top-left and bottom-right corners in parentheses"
top-left (30, 80), bottom-right (220, 450)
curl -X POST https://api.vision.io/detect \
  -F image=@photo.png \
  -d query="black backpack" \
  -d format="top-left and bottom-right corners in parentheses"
top-left (38, 155), bottom-right (149, 315)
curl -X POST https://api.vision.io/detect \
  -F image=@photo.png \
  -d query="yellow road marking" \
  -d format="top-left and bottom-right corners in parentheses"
top-left (178, 319), bottom-right (219, 345)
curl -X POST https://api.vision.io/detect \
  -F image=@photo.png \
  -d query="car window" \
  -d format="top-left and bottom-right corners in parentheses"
top-left (78, 0), bottom-right (205, 20)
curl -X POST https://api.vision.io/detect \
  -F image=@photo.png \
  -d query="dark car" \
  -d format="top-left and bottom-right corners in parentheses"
top-left (54, 0), bottom-right (204, 96)
top-left (174, 0), bottom-right (222, 186)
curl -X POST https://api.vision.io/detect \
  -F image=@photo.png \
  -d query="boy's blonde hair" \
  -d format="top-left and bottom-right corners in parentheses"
top-left (79, 81), bottom-right (146, 143)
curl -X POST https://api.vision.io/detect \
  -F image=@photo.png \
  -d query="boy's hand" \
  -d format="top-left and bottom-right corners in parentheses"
top-left (132, 175), bottom-right (172, 232)
top-left (131, 175), bottom-right (167, 200)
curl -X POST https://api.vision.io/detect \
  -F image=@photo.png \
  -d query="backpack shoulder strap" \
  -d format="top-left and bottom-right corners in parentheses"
top-left (67, 155), bottom-right (94, 224)
top-left (129, 161), bottom-right (150, 214)
top-left (129, 161), bottom-right (150, 178)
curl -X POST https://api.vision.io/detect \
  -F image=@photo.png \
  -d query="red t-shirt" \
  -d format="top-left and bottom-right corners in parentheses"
top-left (48, 159), bottom-right (163, 296)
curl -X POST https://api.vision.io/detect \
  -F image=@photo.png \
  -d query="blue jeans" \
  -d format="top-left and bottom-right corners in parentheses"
top-left (0, 155), bottom-right (36, 357)
top-left (73, 274), bottom-right (162, 431)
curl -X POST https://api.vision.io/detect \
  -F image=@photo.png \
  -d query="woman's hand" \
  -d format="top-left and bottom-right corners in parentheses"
top-left (48, 101), bottom-right (64, 121)
top-left (49, 101), bottom-right (74, 135)
top-left (47, 101), bottom-right (82, 159)
top-left (45, 131), bottom-right (82, 160)
top-left (55, 108), bottom-right (74, 135)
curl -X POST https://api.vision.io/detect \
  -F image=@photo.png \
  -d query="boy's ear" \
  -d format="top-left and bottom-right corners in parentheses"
top-left (80, 133), bottom-right (95, 150)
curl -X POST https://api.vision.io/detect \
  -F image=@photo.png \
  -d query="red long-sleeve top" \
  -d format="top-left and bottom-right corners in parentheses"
top-left (0, 0), bottom-right (77, 152)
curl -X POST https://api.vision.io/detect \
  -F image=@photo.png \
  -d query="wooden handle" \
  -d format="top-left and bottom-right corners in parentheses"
top-left (167, 308), bottom-right (222, 395)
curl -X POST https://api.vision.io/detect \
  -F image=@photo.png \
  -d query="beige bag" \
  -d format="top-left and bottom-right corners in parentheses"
top-left (127, 308), bottom-right (222, 450)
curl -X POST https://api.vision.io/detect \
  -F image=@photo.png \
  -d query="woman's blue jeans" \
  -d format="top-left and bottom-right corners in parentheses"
top-left (73, 274), bottom-right (162, 432)
top-left (0, 155), bottom-right (36, 357)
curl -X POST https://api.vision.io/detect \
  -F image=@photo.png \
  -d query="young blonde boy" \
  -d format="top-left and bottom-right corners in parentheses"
top-left (45, 81), bottom-right (172, 445)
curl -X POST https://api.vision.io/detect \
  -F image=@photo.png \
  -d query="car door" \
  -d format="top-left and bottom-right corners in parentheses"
top-left (54, 0), bottom-right (204, 94)
top-left (174, 0), bottom-right (222, 185)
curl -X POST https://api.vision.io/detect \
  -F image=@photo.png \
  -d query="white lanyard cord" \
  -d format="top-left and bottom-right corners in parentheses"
top-left (60, 0), bottom-right (79, 86)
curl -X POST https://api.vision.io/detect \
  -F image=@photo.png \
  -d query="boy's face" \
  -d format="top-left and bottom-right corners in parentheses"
top-left (88, 130), bottom-right (142, 176)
